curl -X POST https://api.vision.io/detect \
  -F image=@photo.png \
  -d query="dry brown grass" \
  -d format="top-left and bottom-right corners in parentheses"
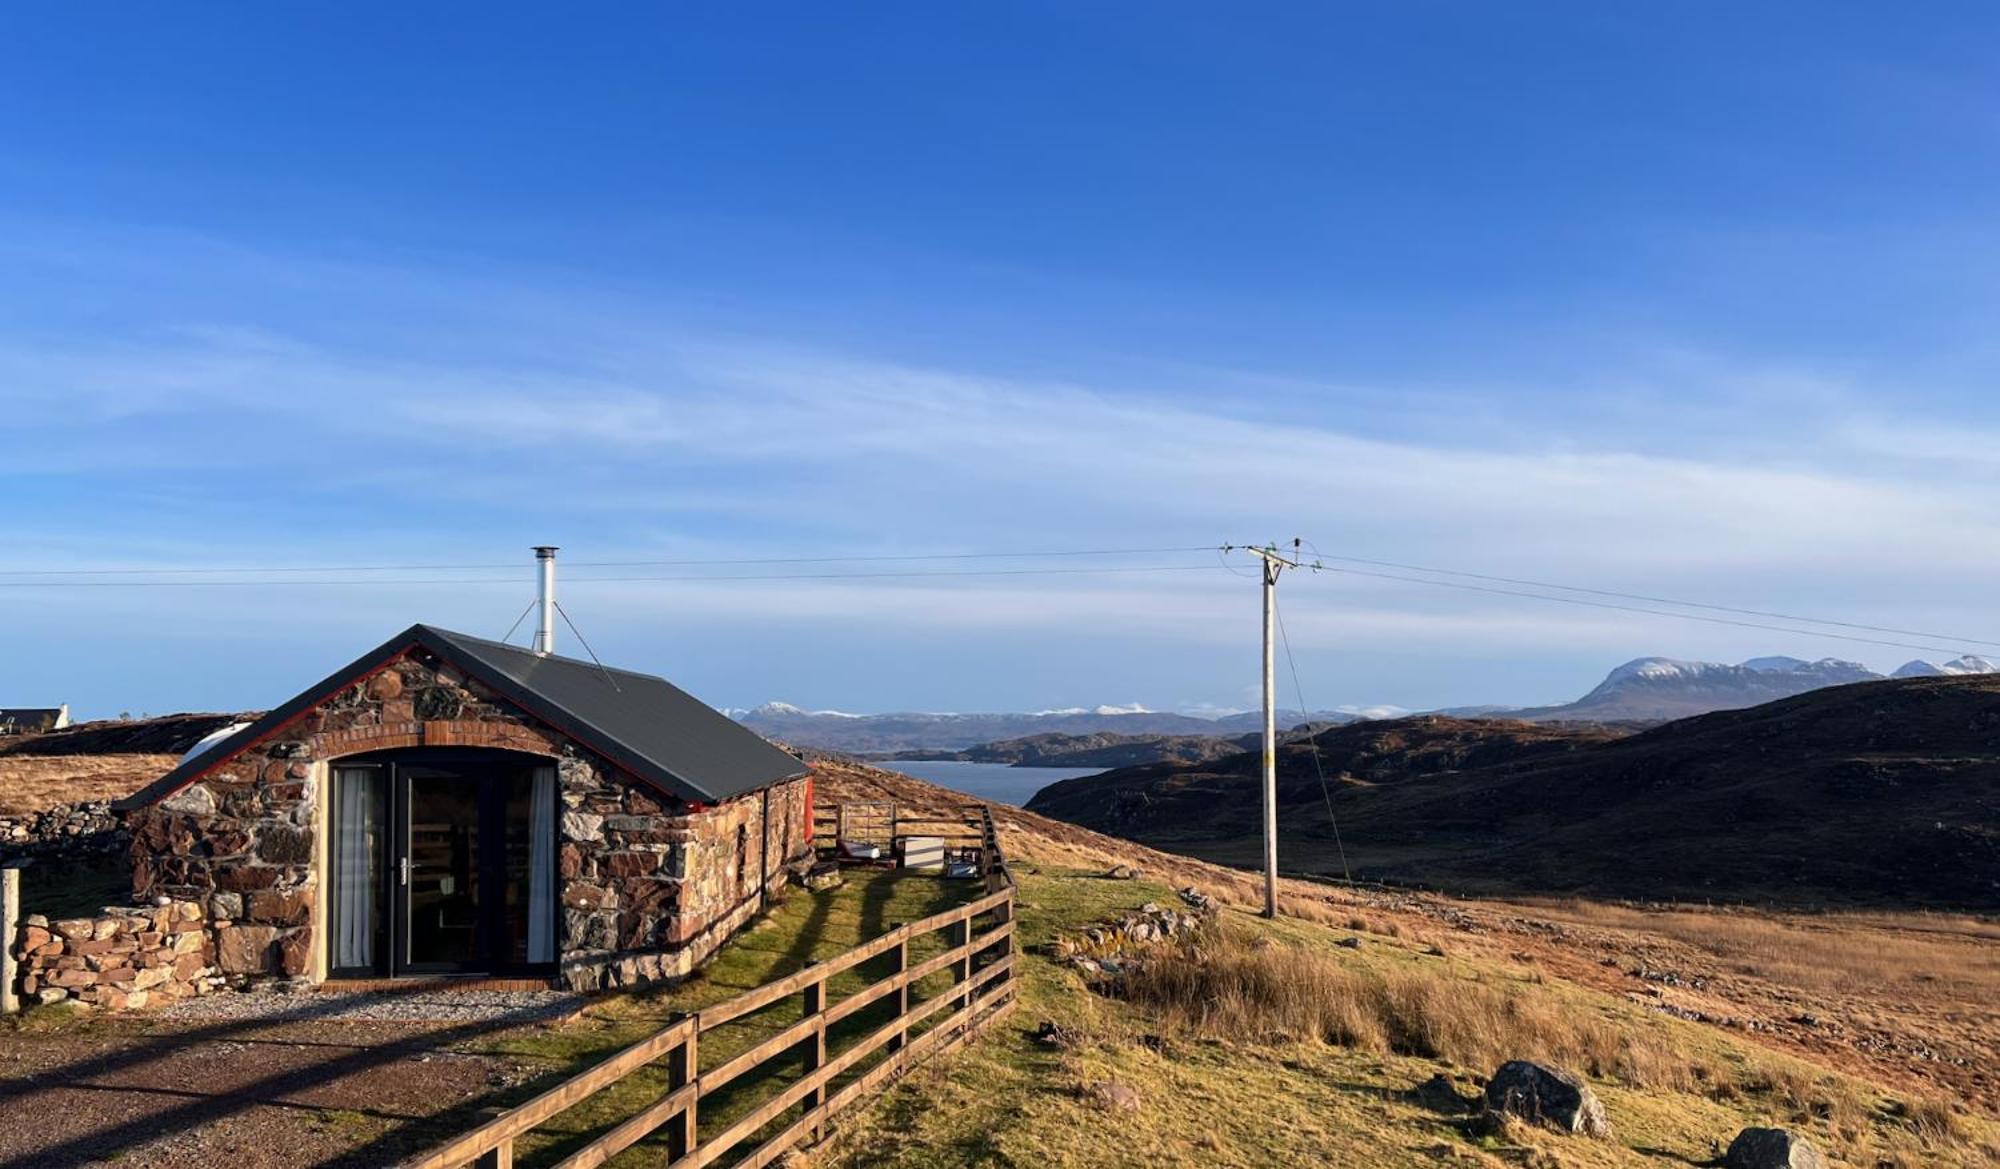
top-left (815, 755), bottom-right (2000, 1118)
top-left (1529, 899), bottom-right (2000, 997)
top-left (1113, 925), bottom-right (1999, 1164)
top-left (0, 755), bottom-right (175, 815)
top-left (1118, 924), bottom-right (1683, 1085)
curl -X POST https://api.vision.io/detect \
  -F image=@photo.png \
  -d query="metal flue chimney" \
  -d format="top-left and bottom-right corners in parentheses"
top-left (533, 546), bottom-right (559, 656)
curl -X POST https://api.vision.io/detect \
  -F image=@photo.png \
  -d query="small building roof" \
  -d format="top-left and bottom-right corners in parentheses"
top-left (116, 624), bottom-right (806, 810)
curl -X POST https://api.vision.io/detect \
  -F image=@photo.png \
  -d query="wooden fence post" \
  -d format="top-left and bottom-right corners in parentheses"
top-left (949, 917), bottom-right (972, 1017)
top-left (472, 1141), bottom-right (512, 1169)
top-left (801, 960), bottom-right (827, 1142)
top-left (887, 923), bottom-right (908, 1059)
top-left (1, 866), bottom-right (17, 1015)
top-left (667, 1026), bottom-right (698, 1161)
top-left (989, 890), bottom-right (1014, 999)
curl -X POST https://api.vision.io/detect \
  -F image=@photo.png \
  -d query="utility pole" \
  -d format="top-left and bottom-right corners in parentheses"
top-left (1247, 542), bottom-right (1303, 918)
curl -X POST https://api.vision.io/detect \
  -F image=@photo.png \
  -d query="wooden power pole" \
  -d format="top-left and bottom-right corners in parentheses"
top-left (1247, 543), bottom-right (1303, 917)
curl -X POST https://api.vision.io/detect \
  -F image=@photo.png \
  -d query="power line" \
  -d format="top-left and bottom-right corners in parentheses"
top-left (0, 563), bottom-right (1227, 589)
top-left (1272, 590), bottom-right (1352, 885)
top-left (1309, 562), bottom-right (1980, 657)
top-left (0, 545), bottom-right (1223, 578)
top-left (1304, 548), bottom-right (2000, 651)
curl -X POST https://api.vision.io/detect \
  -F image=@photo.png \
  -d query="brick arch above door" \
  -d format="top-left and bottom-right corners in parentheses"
top-left (321, 718), bottom-right (566, 762)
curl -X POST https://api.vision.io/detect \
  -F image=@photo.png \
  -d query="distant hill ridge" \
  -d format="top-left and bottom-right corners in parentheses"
top-left (733, 652), bottom-right (2000, 755)
top-left (1026, 672), bottom-right (2000, 909)
top-left (733, 703), bottom-right (1361, 754)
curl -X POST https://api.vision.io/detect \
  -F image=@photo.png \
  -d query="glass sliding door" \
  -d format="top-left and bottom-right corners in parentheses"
top-left (401, 768), bottom-right (484, 971)
top-left (328, 750), bottom-right (558, 980)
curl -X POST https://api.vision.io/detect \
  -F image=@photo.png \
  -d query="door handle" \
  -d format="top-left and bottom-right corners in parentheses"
top-left (399, 856), bottom-right (411, 887)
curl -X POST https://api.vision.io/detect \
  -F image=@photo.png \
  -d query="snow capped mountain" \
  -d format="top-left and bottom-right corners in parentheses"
top-left (1603, 657), bottom-right (1708, 683)
top-left (744, 701), bottom-right (864, 719)
top-left (1892, 655), bottom-right (2000, 678)
top-left (1530, 655), bottom-right (1882, 721)
top-left (1031, 703), bottom-right (1154, 716)
top-left (1336, 704), bottom-right (1413, 719)
top-left (1741, 656), bottom-right (1813, 673)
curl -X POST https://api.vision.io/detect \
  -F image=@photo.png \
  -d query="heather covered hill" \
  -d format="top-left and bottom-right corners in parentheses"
top-left (1027, 676), bottom-right (2000, 909)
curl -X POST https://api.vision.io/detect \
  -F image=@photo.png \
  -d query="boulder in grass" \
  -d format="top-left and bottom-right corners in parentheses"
top-left (1724, 1128), bottom-right (1825, 1169)
top-left (1482, 1060), bottom-right (1610, 1137)
top-left (1081, 1080), bottom-right (1141, 1113)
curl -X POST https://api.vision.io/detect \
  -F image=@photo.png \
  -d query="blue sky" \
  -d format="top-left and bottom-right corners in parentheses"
top-left (7, 4), bottom-right (2000, 720)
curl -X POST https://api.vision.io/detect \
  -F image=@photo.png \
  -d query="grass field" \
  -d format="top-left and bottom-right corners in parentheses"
top-left (815, 866), bottom-right (1997, 1169)
top-left (0, 753), bottom-right (1991, 1167)
top-left (0, 753), bottom-right (177, 815)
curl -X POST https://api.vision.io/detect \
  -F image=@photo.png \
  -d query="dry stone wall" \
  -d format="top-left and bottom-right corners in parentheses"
top-left (124, 644), bottom-right (813, 992)
top-left (13, 900), bottom-right (220, 1009)
top-left (0, 800), bottom-right (125, 860)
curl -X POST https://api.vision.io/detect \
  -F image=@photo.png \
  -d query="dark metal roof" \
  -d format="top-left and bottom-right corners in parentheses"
top-left (116, 624), bottom-right (806, 810)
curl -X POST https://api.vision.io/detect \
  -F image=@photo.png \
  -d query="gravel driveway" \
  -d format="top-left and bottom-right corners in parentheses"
top-left (0, 988), bottom-right (584, 1168)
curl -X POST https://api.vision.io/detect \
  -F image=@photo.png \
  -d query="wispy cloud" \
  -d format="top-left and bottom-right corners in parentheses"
top-left (6, 231), bottom-right (2000, 713)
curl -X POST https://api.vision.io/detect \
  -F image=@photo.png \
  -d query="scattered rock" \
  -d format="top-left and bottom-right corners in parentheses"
top-left (1031, 1020), bottom-right (1083, 1049)
top-left (1080, 1080), bottom-right (1141, 1113)
top-left (1177, 886), bottom-right (1216, 913)
top-left (1723, 1127), bottom-right (1825, 1169)
top-left (1050, 900), bottom-right (1206, 972)
top-left (1337, 936), bottom-right (1362, 949)
top-left (1103, 864), bottom-right (1139, 880)
top-left (1482, 1060), bottom-right (1610, 1137)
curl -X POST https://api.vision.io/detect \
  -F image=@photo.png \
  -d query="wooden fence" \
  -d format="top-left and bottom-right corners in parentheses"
top-left (413, 804), bottom-right (1015, 1169)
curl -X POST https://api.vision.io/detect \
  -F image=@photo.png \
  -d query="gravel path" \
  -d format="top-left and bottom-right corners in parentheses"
top-left (155, 985), bottom-right (584, 1025)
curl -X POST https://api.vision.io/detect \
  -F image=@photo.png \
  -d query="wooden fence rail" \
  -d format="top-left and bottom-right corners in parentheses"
top-left (412, 805), bottom-right (1016, 1169)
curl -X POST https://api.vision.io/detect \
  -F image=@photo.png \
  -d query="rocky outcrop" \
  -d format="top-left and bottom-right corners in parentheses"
top-left (14, 901), bottom-right (221, 1009)
top-left (1482, 1061), bottom-right (1610, 1137)
top-left (1724, 1128), bottom-right (1825, 1169)
top-left (1049, 889), bottom-right (1214, 977)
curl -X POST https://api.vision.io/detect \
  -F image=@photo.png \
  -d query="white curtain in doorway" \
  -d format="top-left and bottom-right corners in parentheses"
top-left (334, 767), bottom-right (378, 969)
top-left (528, 766), bottom-right (557, 964)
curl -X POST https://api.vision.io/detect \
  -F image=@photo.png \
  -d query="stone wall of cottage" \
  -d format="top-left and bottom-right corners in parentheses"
top-left (556, 771), bottom-right (811, 990)
top-left (124, 646), bottom-right (812, 991)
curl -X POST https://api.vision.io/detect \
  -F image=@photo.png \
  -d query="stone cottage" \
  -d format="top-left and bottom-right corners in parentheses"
top-left (114, 624), bottom-right (812, 991)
